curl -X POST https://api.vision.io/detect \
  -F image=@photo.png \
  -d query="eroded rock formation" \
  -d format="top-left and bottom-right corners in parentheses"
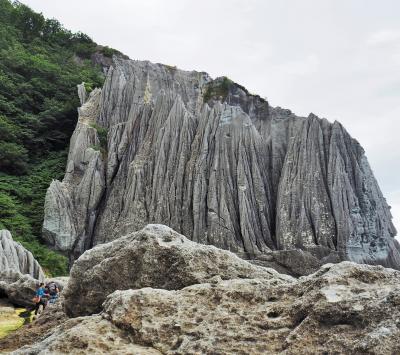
top-left (0, 230), bottom-right (67, 307)
top-left (43, 57), bottom-right (400, 270)
top-left (0, 269), bottom-right (38, 307)
top-left (13, 315), bottom-right (161, 355)
top-left (63, 224), bottom-right (292, 317)
top-left (0, 230), bottom-right (44, 280)
top-left (101, 262), bottom-right (400, 354)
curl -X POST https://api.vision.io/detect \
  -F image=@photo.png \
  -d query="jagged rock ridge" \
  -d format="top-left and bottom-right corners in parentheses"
top-left (43, 57), bottom-right (400, 270)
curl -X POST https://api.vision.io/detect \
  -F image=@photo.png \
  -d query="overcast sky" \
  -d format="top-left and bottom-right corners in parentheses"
top-left (22, 0), bottom-right (400, 236)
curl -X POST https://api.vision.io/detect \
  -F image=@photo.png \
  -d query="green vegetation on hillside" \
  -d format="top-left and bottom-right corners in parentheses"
top-left (203, 76), bottom-right (234, 102)
top-left (0, 0), bottom-right (111, 275)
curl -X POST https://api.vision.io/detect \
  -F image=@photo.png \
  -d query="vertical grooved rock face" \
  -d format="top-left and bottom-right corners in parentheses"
top-left (43, 57), bottom-right (399, 270)
top-left (0, 230), bottom-right (44, 280)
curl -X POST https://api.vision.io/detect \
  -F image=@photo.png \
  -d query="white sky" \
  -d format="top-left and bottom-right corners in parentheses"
top-left (22, 0), bottom-right (400, 237)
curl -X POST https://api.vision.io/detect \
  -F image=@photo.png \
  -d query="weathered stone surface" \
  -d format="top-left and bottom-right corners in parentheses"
top-left (7, 223), bottom-right (400, 355)
top-left (43, 57), bottom-right (400, 270)
top-left (12, 315), bottom-right (161, 355)
top-left (100, 261), bottom-right (400, 354)
top-left (0, 270), bottom-right (38, 307)
top-left (276, 116), bottom-right (400, 268)
top-left (0, 230), bottom-right (44, 280)
top-left (0, 235), bottom-right (65, 307)
top-left (249, 248), bottom-right (329, 277)
top-left (63, 224), bottom-right (292, 317)
top-left (17, 260), bottom-right (400, 354)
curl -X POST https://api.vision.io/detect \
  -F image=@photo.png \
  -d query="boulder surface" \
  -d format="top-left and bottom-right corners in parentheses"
top-left (0, 270), bottom-right (38, 307)
top-left (13, 315), bottom-right (161, 355)
top-left (13, 259), bottom-right (400, 354)
top-left (63, 224), bottom-right (292, 317)
top-left (100, 262), bottom-right (400, 354)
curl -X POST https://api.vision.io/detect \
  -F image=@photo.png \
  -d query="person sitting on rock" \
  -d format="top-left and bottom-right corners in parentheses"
top-left (45, 281), bottom-right (59, 304)
top-left (33, 283), bottom-right (48, 315)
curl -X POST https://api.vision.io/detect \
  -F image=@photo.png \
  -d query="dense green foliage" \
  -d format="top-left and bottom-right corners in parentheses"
top-left (203, 76), bottom-right (234, 102)
top-left (0, 152), bottom-right (68, 275)
top-left (100, 45), bottom-right (121, 58)
top-left (0, 0), bottom-right (108, 275)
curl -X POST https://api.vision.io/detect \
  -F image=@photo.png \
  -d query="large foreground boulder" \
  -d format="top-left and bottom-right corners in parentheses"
top-left (13, 261), bottom-right (400, 354)
top-left (0, 230), bottom-right (44, 280)
top-left (100, 262), bottom-right (400, 354)
top-left (64, 224), bottom-right (293, 317)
